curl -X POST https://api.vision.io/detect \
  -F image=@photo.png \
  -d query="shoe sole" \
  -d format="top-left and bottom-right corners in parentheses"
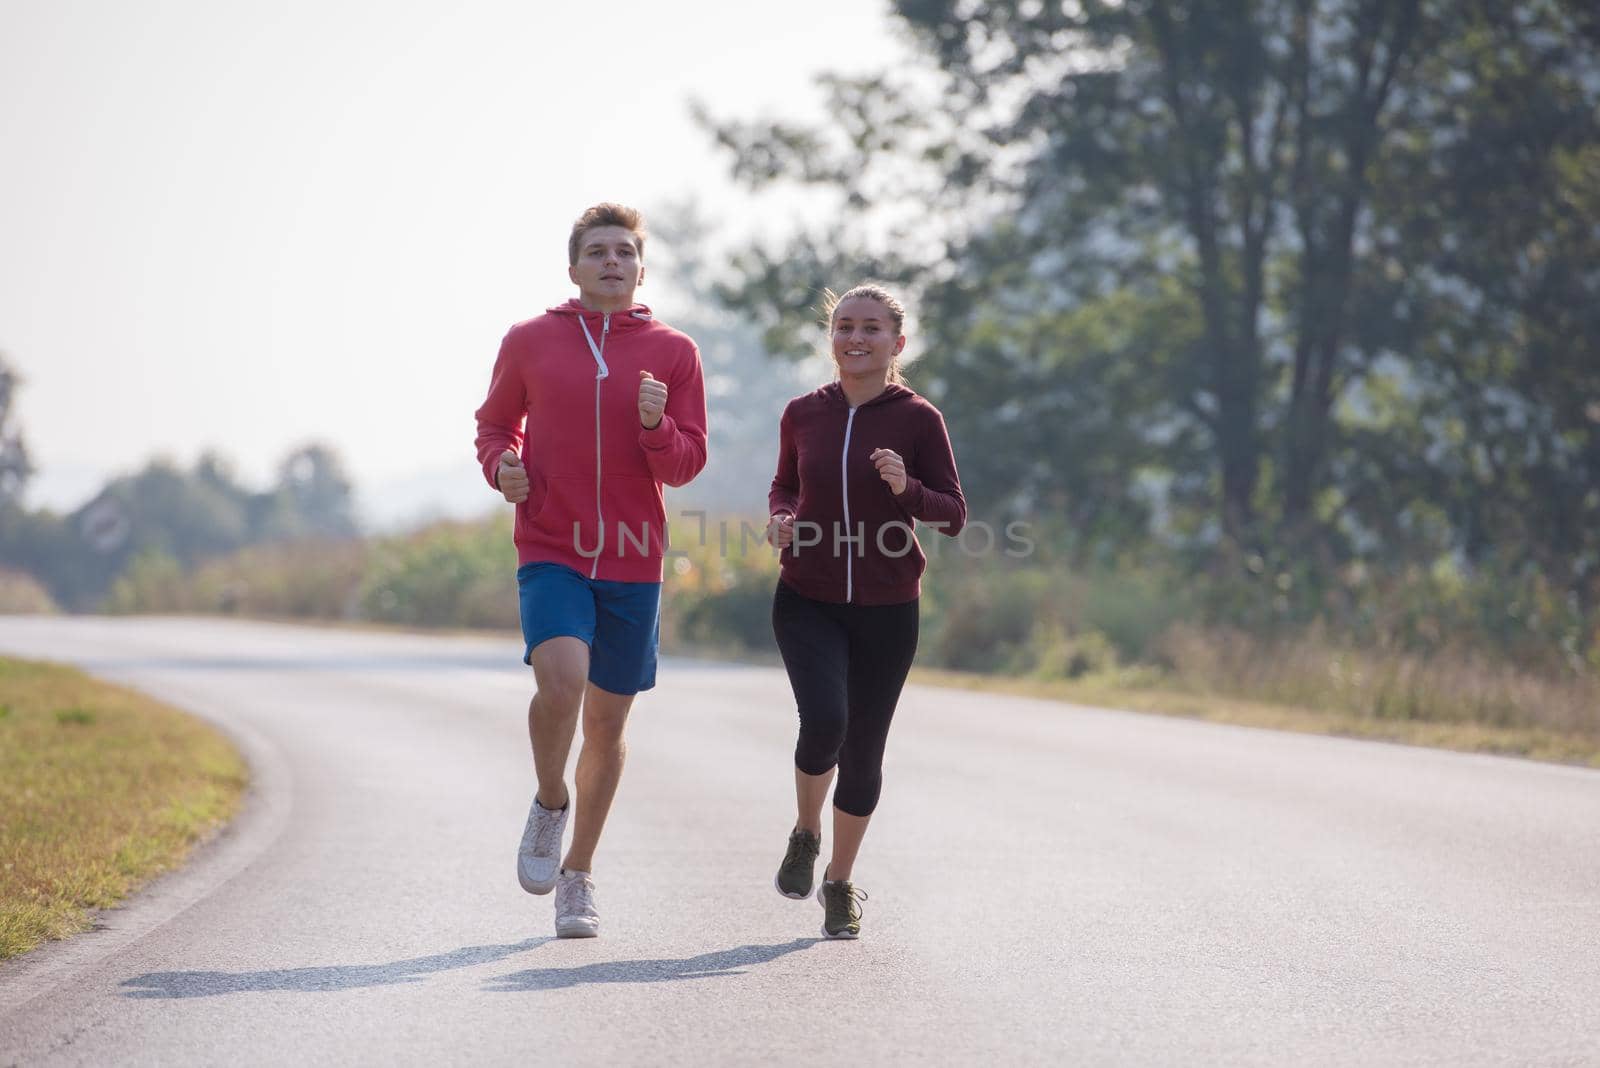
top-left (556, 923), bottom-right (599, 939)
top-left (774, 872), bottom-right (812, 899)
top-left (816, 881), bottom-right (859, 939)
top-left (518, 864), bottom-right (557, 895)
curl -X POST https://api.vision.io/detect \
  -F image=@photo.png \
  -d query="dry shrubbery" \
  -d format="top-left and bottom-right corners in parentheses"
top-left (0, 568), bottom-right (57, 614)
top-left (1158, 623), bottom-right (1600, 740)
top-left (98, 514), bottom-right (1600, 744)
top-left (105, 541), bottom-right (369, 619)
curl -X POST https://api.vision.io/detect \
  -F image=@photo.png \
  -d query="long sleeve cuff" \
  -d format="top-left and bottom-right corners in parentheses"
top-left (639, 414), bottom-right (677, 448)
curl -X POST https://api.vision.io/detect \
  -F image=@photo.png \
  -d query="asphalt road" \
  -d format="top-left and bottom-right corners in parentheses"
top-left (0, 616), bottom-right (1597, 1066)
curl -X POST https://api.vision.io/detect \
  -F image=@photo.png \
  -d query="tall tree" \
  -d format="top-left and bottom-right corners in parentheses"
top-left (700, 0), bottom-right (1600, 583)
top-left (0, 353), bottom-right (33, 510)
top-left (266, 443), bottom-right (358, 540)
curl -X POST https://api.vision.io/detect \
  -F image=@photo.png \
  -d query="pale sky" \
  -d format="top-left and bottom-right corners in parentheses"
top-left (0, 1), bottom-right (911, 525)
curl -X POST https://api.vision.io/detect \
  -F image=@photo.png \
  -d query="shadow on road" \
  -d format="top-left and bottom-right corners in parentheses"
top-left (483, 938), bottom-right (820, 992)
top-left (119, 938), bottom-right (550, 998)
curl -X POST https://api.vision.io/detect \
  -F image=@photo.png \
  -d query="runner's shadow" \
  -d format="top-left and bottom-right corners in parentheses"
top-left (120, 938), bottom-right (550, 998)
top-left (484, 938), bottom-right (819, 992)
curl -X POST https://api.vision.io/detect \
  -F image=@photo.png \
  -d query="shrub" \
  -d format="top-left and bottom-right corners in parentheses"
top-left (359, 518), bottom-right (517, 629)
top-left (0, 569), bottom-right (58, 614)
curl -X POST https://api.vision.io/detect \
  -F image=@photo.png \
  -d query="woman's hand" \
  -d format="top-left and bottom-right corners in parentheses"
top-left (767, 513), bottom-right (795, 549)
top-left (871, 448), bottom-right (907, 495)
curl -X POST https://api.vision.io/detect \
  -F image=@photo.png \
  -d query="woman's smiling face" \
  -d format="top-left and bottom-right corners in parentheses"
top-left (831, 296), bottom-right (905, 379)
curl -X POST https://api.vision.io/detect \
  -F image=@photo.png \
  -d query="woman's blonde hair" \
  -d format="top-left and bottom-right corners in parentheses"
top-left (821, 282), bottom-right (907, 385)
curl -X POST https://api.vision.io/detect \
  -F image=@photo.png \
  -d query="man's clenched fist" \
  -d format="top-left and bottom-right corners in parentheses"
top-left (638, 370), bottom-right (667, 430)
top-left (496, 449), bottom-right (529, 504)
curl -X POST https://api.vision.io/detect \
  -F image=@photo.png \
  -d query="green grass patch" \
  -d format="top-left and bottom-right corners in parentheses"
top-left (0, 658), bottom-right (248, 960)
top-left (53, 707), bottom-right (95, 726)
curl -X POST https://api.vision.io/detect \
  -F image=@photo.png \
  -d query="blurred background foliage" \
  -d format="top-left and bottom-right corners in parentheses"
top-left (2, 0), bottom-right (1597, 741)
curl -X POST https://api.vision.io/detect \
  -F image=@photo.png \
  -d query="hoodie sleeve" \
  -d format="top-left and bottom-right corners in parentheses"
top-left (474, 329), bottom-right (527, 489)
top-left (637, 340), bottom-right (708, 488)
top-left (892, 404), bottom-right (966, 535)
top-left (768, 403), bottom-right (799, 517)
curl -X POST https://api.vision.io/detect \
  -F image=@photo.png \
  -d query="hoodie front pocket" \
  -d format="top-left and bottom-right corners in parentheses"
top-left (519, 475), bottom-right (595, 554)
top-left (518, 469), bottom-right (550, 522)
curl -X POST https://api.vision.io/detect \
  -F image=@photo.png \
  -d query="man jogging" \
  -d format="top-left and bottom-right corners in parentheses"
top-left (474, 203), bottom-right (707, 937)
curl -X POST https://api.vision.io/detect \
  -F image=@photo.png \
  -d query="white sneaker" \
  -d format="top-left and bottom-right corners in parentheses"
top-left (554, 869), bottom-right (600, 938)
top-left (516, 796), bottom-right (568, 895)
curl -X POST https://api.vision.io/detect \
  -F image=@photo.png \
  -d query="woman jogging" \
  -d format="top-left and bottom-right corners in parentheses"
top-left (766, 282), bottom-right (966, 939)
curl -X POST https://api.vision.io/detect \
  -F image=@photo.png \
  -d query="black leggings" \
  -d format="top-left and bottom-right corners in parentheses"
top-left (771, 580), bottom-right (919, 817)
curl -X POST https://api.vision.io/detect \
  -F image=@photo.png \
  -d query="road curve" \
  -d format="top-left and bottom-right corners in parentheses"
top-left (0, 616), bottom-right (1596, 1066)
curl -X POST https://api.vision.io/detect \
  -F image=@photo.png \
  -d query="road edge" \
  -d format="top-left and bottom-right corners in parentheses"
top-left (0, 684), bottom-right (292, 1019)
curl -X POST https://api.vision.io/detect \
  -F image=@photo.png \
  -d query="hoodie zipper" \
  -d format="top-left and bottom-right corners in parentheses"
top-left (578, 313), bottom-right (611, 578)
top-left (841, 406), bottom-right (857, 603)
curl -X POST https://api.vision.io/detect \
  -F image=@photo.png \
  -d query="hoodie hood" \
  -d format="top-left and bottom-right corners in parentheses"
top-left (823, 381), bottom-right (915, 408)
top-left (547, 299), bottom-right (654, 330)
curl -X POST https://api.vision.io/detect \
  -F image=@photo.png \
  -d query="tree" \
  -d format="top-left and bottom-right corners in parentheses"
top-left (641, 201), bottom-right (825, 518)
top-left (700, 0), bottom-right (1600, 590)
top-left (0, 353), bottom-right (33, 510)
top-left (0, 441), bottom-right (363, 610)
top-left (264, 443), bottom-right (358, 540)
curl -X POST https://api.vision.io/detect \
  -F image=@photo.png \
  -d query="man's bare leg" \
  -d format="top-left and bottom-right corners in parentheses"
top-left (562, 681), bottom-right (636, 873)
top-left (527, 636), bottom-right (589, 810)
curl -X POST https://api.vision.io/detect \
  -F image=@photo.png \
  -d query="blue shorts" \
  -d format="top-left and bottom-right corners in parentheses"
top-left (516, 561), bottom-right (661, 695)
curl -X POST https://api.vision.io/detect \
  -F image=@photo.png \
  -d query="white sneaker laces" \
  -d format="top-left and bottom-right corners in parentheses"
top-left (531, 805), bottom-right (563, 855)
top-left (559, 873), bottom-right (597, 916)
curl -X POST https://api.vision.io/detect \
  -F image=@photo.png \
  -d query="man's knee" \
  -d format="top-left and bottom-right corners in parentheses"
top-left (534, 677), bottom-right (585, 719)
top-left (530, 637), bottom-right (589, 713)
top-left (582, 686), bottom-right (633, 744)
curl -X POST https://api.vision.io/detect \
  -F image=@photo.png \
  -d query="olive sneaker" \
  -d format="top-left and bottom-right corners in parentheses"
top-left (817, 874), bottom-right (869, 940)
top-left (516, 796), bottom-right (568, 895)
top-left (775, 828), bottom-right (821, 899)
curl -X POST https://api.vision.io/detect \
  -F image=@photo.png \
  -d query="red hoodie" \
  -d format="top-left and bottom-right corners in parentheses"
top-left (770, 382), bottom-right (966, 605)
top-left (474, 300), bottom-right (707, 582)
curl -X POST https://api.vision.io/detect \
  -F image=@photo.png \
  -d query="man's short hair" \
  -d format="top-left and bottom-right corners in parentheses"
top-left (568, 203), bottom-right (646, 265)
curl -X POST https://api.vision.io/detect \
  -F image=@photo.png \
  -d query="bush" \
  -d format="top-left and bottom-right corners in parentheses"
top-left (1021, 622), bottom-right (1119, 681)
top-left (51, 503), bottom-right (1600, 744)
top-left (103, 542), bottom-right (368, 619)
top-left (104, 550), bottom-right (186, 614)
top-left (0, 568), bottom-right (58, 614)
top-left (661, 514), bottom-right (780, 653)
top-left (359, 518), bottom-right (517, 629)
top-left (1157, 622), bottom-right (1600, 737)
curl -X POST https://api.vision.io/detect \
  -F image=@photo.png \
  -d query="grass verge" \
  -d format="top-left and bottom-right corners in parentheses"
top-left (0, 657), bottom-right (248, 960)
top-left (908, 666), bottom-right (1600, 768)
top-left (662, 639), bottom-right (1600, 765)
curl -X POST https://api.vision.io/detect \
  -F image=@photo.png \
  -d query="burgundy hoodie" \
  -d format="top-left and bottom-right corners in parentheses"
top-left (769, 382), bottom-right (966, 605)
top-left (474, 300), bottom-right (707, 582)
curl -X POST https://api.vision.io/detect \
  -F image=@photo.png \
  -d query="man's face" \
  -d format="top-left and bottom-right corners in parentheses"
top-left (569, 225), bottom-right (644, 308)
